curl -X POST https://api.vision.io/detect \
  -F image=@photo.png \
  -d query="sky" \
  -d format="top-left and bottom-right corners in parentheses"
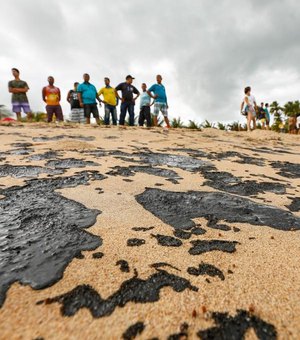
top-left (1, 0), bottom-right (300, 124)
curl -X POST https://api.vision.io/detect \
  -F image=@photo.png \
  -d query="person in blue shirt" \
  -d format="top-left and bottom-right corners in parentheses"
top-left (264, 103), bottom-right (270, 130)
top-left (147, 75), bottom-right (170, 128)
top-left (77, 73), bottom-right (102, 125)
top-left (138, 83), bottom-right (153, 127)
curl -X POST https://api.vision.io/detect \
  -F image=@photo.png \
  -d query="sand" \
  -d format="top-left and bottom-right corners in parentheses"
top-left (0, 123), bottom-right (299, 340)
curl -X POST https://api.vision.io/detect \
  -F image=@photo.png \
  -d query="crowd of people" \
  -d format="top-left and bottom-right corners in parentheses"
top-left (241, 86), bottom-right (300, 133)
top-left (240, 86), bottom-right (271, 132)
top-left (7, 68), bottom-right (170, 128)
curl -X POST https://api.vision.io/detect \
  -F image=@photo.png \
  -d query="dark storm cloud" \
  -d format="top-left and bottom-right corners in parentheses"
top-left (0, 0), bottom-right (300, 122)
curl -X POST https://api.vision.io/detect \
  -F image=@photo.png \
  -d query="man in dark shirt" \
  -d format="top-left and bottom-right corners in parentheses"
top-left (67, 82), bottom-right (85, 123)
top-left (115, 75), bottom-right (140, 126)
top-left (8, 68), bottom-right (33, 122)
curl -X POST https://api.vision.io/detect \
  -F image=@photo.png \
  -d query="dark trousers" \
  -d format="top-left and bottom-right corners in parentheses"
top-left (46, 105), bottom-right (64, 122)
top-left (119, 102), bottom-right (135, 126)
top-left (138, 106), bottom-right (151, 127)
top-left (104, 104), bottom-right (117, 125)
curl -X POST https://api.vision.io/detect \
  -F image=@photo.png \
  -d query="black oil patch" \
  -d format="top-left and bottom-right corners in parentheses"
top-left (92, 252), bottom-right (104, 259)
top-left (27, 151), bottom-right (60, 161)
top-left (0, 164), bottom-right (63, 178)
top-left (150, 263), bottom-right (181, 272)
top-left (132, 226), bottom-right (155, 232)
top-left (286, 197), bottom-right (300, 212)
top-left (167, 322), bottom-right (189, 340)
top-left (270, 161), bottom-right (300, 179)
top-left (117, 260), bottom-right (130, 273)
top-left (38, 270), bottom-right (198, 318)
top-left (117, 152), bottom-right (213, 172)
top-left (135, 188), bottom-right (300, 231)
top-left (197, 310), bottom-right (277, 340)
top-left (202, 170), bottom-right (286, 196)
top-left (0, 171), bottom-right (105, 307)
top-left (10, 142), bottom-right (33, 148)
top-left (106, 165), bottom-right (181, 182)
top-left (152, 234), bottom-right (183, 247)
top-left (33, 135), bottom-right (95, 142)
top-left (122, 322), bottom-right (145, 340)
top-left (187, 262), bottom-right (225, 280)
top-left (189, 240), bottom-right (239, 255)
top-left (173, 229), bottom-right (192, 239)
top-left (45, 158), bottom-right (99, 169)
top-left (127, 239), bottom-right (146, 247)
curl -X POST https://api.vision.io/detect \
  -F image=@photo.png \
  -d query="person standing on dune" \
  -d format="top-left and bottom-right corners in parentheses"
top-left (8, 68), bottom-right (33, 122)
top-left (42, 76), bottom-right (64, 123)
top-left (240, 86), bottom-right (257, 132)
top-left (147, 75), bottom-right (170, 128)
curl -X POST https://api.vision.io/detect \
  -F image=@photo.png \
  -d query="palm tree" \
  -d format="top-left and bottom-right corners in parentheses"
top-left (171, 117), bottom-right (185, 128)
top-left (270, 101), bottom-right (283, 132)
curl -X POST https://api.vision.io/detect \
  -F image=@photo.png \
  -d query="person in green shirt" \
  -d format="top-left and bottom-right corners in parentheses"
top-left (8, 68), bottom-right (32, 122)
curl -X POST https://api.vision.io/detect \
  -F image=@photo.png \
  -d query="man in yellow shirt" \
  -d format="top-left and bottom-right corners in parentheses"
top-left (98, 77), bottom-right (118, 125)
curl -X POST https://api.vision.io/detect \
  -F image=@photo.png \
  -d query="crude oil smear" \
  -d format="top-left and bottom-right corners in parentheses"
top-left (38, 270), bottom-right (198, 318)
top-left (33, 135), bottom-right (95, 142)
top-left (132, 226), bottom-right (155, 232)
top-left (151, 234), bottom-right (183, 247)
top-left (122, 322), bottom-right (145, 340)
top-left (286, 197), bottom-right (300, 212)
top-left (0, 171), bottom-right (105, 307)
top-left (150, 263), bottom-right (181, 272)
top-left (45, 158), bottom-right (99, 169)
top-left (197, 310), bottom-right (277, 340)
top-left (127, 239), bottom-right (146, 247)
top-left (116, 260), bottom-right (130, 273)
top-left (92, 252), bottom-right (104, 259)
top-left (202, 170), bottom-right (286, 196)
top-left (135, 188), bottom-right (300, 231)
top-left (28, 151), bottom-right (60, 161)
top-left (187, 262), bottom-right (225, 280)
top-left (270, 161), bottom-right (300, 179)
top-left (0, 164), bottom-right (63, 178)
top-left (167, 322), bottom-right (189, 340)
top-left (118, 152), bottom-right (213, 172)
top-left (106, 165), bottom-right (181, 183)
top-left (189, 240), bottom-right (239, 255)
top-left (10, 142), bottom-right (33, 148)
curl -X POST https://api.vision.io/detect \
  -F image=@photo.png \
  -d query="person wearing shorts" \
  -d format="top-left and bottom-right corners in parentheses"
top-left (98, 77), bottom-right (117, 125)
top-left (67, 82), bottom-right (85, 123)
top-left (8, 68), bottom-right (33, 122)
top-left (258, 102), bottom-right (267, 129)
top-left (240, 86), bottom-right (257, 132)
top-left (77, 74), bottom-right (102, 125)
top-left (42, 76), bottom-right (64, 123)
top-left (147, 75), bottom-right (170, 128)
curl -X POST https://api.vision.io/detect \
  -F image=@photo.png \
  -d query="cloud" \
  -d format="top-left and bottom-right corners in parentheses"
top-left (0, 0), bottom-right (299, 124)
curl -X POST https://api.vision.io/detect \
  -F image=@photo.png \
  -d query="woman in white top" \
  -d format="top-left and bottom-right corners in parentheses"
top-left (241, 86), bottom-right (257, 132)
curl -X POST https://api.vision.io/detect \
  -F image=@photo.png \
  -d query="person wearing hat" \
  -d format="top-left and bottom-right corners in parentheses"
top-left (115, 75), bottom-right (140, 126)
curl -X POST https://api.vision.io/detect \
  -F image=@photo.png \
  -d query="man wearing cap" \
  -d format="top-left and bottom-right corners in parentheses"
top-left (115, 75), bottom-right (140, 126)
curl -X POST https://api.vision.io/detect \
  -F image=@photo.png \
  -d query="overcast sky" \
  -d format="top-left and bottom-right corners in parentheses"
top-left (1, 0), bottom-right (300, 124)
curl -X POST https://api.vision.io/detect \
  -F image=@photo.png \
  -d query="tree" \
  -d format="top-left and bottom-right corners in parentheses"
top-left (270, 101), bottom-right (283, 132)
